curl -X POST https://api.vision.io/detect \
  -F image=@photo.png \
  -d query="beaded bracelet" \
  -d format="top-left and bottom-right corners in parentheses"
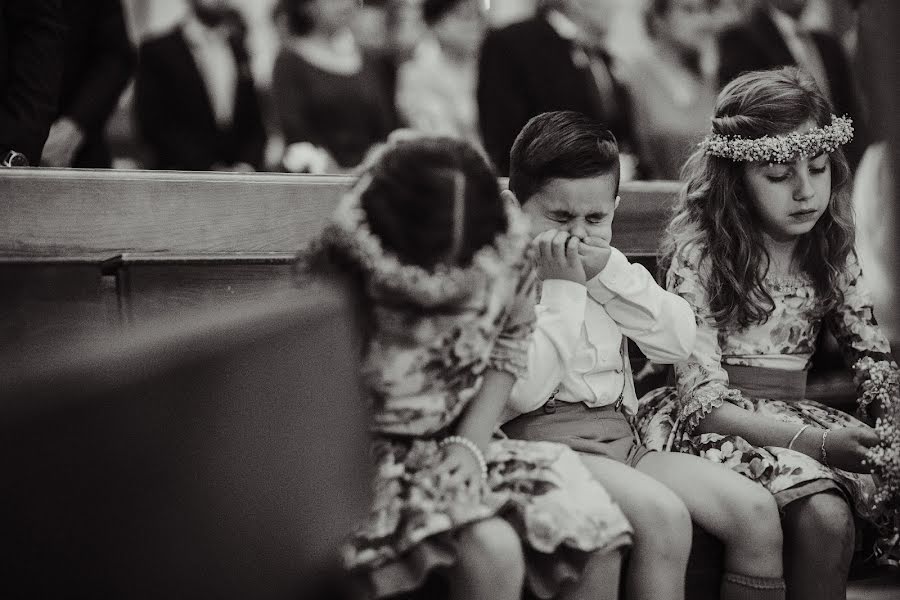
top-left (440, 435), bottom-right (489, 482)
top-left (821, 429), bottom-right (830, 466)
top-left (787, 424), bottom-right (810, 451)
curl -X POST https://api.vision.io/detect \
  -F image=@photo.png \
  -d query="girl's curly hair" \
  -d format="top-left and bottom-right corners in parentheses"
top-left (661, 67), bottom-right (855, 329)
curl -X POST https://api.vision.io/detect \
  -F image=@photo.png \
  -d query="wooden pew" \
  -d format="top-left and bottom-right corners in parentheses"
top-left (0, 280), bottom-right (369, 600)
top-left (0, 169), bottom-right (679, 338)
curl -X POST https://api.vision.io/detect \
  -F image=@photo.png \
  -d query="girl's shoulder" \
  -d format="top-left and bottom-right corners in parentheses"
top-left (669, 239), bottom-right (710, 276)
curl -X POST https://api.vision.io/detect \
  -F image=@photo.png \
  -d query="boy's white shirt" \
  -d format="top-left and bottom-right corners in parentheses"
top-left (504, 247), bottom-right (697, 421)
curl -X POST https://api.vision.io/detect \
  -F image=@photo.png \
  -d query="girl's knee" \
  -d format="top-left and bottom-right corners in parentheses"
top-left (791, 493), bottom-right (855, 550)
top-left (458, 518), bottom-right (525, 577)
top-left (632, 487), bottom-right (692, 553)
top-left (724, 485), bottom-right (783, 550)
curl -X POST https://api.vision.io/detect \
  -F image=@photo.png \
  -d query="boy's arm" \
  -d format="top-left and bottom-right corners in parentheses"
top-left (586, 248), bottom-right (696, 362)
top-left (504, 280), bottom-right (588, 420)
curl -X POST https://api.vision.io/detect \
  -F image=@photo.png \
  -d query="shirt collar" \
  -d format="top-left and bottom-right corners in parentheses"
top-left (768, 7), bottom-right (801, 39)
top-left (183, 13), bottom-right (228, 47)
top-left (545, 9), bottom-right (580, 42)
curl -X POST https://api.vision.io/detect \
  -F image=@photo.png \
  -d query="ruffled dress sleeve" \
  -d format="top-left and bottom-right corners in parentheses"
top-left (488, 266), bottom-right (538, 379)
top-left (823, 253), bottom-right (899, 422)
top-left (668, 247), bottom-right (745, 437)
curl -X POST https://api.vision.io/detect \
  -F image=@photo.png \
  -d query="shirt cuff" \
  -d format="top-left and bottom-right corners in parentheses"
top-left (587, 247), bottom-right (631, 304)
top-left (540, 279), bottom-right (588, 312)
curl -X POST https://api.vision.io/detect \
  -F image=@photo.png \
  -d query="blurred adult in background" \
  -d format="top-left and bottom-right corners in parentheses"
top-left (478, 0), bottom-right (639, 177)
top-left (272, 0), bottom-right (395, 173)
top-left (717, 0), bottom-right (868, 168)
top-left (396, 0), bottom-right (486, 143)
top-left (620, 0), bottom-right (719, 180)
top-left (41, 0), bottom-right (136, 168)
top-left (135, 0), bottom-right (266, 171)
top-left (0, 0), bottom-right (65, 167)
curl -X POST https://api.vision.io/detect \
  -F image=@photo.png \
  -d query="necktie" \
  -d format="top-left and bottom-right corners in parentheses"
top-left (789, 27), bottom-right (832, 100)
top-left (574, 44), bottom-right (621, 122)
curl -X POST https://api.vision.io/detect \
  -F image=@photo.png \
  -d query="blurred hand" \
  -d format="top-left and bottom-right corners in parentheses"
top-left (579, 236), bottom-right (612, 280)
top-left (41, 117), bottom-right (84, 167)
top-left (531, 229), bottom-right (586, 285)
top-left (282, 142), bottom-right (333, 174)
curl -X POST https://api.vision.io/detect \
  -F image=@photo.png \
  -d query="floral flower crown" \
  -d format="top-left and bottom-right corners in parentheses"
top-left (308, 160), bottom-right (532, 308)
top-left (699, 115), bottom-right (854, 163)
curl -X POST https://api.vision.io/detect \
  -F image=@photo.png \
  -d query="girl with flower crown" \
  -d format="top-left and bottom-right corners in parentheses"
top-left (635, 67), bottom-right (900, 599)
top-left (302, 134), bottom-right (633, 600)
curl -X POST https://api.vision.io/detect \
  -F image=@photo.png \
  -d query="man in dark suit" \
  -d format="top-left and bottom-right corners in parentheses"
top-left (0, 0), bottom-right (66, 166)
top-left (477, 0), bottom-right (637, 176)
top-left (41, 0), bottom-right (136, 168)
top-left (718, 0), bottom-right (868, 167)
top-left (135, 0), bottom-right (266, 171)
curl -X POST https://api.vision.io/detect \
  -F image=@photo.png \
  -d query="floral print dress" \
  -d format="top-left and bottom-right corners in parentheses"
top-left (344, 262), bottom-right (632, 599)
top-left (635, 247), bottom-right (900, 564)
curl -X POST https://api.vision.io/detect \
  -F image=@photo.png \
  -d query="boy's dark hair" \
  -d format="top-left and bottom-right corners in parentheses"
top-left (509, 111), bottom-right (620, 204)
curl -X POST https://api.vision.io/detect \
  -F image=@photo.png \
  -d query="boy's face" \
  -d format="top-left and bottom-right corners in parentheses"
top-left (522, 174), bottom-right (619, 244)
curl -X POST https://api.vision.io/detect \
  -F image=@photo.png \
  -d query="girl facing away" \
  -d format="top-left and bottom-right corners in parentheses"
top-left (302, 134), bottom-right (633, 600)
top-left (636, 67), bottom-right (900, 599)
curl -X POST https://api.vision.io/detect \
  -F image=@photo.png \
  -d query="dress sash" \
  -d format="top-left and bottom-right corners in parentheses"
top-left (724, 365), bottom-right (807, 401)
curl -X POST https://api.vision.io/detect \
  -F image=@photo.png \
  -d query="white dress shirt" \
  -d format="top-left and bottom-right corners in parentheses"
top-left (505, 248), bottom-right (697, 421)
top-left (183, 15), bottom-right (238, 128)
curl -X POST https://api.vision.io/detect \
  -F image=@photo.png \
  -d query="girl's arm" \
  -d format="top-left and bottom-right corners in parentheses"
top-left (672, 249), bottom-right (878, 470)
top-left (459, 267), bottom-right (538, 449)
top-left (823, 253), bottom-right (899, 422)
top-left (456, 369), bottom-right (517, 450)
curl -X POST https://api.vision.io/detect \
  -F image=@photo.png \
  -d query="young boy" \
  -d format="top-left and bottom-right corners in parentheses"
top-left (501, 111), bottom-right (787, 600)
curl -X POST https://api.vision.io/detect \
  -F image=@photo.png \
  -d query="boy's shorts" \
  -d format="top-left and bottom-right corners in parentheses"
top-left (502, 400), bottom-right (651, 468)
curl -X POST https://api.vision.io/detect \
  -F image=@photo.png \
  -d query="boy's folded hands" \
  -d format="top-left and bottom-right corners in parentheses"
top-left (530, 230), bottom-right (613, 284)
top-left (531, 229), bottom-right (585, 284)
top-left (578, 236), bottom-right (612, 280)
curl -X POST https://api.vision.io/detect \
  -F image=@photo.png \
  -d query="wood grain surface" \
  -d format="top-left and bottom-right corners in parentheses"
top-left (0, 169), bottom-right (679, 256)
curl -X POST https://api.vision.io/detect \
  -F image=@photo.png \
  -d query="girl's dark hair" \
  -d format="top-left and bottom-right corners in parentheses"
top-left (509, 110), bottom-right (620, 204)
top-left (662, 67), bottom-right (855, 329)
top-left (361, 137), bottom-right (507, 270)
top-left (298, 137), bottom-right (507, 316)
top-left (422, 0), bottom-right (467, 26)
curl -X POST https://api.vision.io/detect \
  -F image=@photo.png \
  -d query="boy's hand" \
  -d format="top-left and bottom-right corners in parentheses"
top-left (531, 229), bottom-right (586, 284)
top-left (579, 236), bottom-right (613, 280)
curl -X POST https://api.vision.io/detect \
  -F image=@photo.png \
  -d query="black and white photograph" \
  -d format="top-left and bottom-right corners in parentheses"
top-left (1, 1), bottom-right (898, 599)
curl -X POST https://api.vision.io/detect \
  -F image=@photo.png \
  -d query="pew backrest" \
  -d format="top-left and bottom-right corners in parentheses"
top-left (0, 280), bottom-right (369, 599)
top-left (0, 168), bottom-right (680, 256)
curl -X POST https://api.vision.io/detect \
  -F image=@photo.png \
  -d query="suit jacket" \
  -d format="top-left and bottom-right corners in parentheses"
top-left (55, 0), bottom-right (135, 168)
top-left (0, 0), bottom-right (66, 165)
top-left (718, 8), bottom-right (868, 168)
top-left (135, 20), bottom-right (266, 171)
top-left (477, 15), bottom-right (635, 176)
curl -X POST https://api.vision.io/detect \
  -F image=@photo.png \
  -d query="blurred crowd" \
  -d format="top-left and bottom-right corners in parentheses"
top-left (0, 0), bottom-right (873, 180)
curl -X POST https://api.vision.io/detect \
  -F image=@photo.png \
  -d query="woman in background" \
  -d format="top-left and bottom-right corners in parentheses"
top-left (396, 0), bottom-right (487, 144)
top-left (621, 0), bottom-right (720, 180)
top-left (273, 0), bottom-right (395, 173)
